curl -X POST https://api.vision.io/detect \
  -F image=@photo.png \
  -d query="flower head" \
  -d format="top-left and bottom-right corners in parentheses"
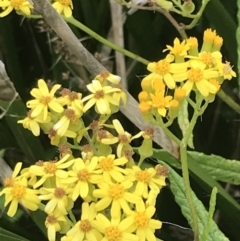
top-left (52, 0), bottom-right (73, 18)
top-left (164, 38), bottom-right (190, 57)
top-left (0, 0), bottom-right (33, 17)
top-left (26, 79), bottom-right (64, 121)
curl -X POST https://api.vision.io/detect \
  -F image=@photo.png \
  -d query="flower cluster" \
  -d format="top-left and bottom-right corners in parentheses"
top-left (0, 0), bottom-right (74, 18)
top-left (0, 152), bottom-right (167, 241)
top-left (17, 72), bottom-right (126, 147)
top-left (138, 29), bottom-right (236, 120)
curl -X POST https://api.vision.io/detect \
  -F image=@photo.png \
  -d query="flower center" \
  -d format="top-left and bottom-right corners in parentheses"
top-left (44, 162), bottom-right (57, 174)
top-left (58, 0), bottom-right (72, 6)
top-left (200, 52), bottom-right (214, 66)
top-left (11, 184), bottom-right (26, 199)
top-left (10, 0), bottom-right (24, 8)
top-left (79, 219), bottom-right (92, 232)
top-left (40, 96), bottom-right (52, 105)
top-left (118, 134), bottom-right (130, 144)
top-left (155, 60), bottom-right (170, 75)
top-left (77, 169), bottom-right (90, 181)
top-left (54, 187), bottom-right (66, 198)
top-left (134, 212), bottom-right (149, 227)
top-left (95, 90), bottom-right (105, 99)
top-left (46, 214), bottom-right (57, 224)
top-left (65, 108), bottom-right (77, 122)
top-left (135, 170), bottom-right (151, 182)
top-left (188, 68), bottom-right (203, 82)
top-left (105, 226), bottom-right (122, 241)
top-left (109, 183), bottom-right (124, 200)
top-left (99, 157), bottom-right (114, 171)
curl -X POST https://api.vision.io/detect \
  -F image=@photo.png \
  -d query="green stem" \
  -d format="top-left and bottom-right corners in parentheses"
top-left (217, 89), bottom-right (240, 114)
top-left (63, 17), bottom-right (150, 65)
top-left (180, 144), bottom-right (199, 241)
top-left (183, 0), bottom-right (211, 30)
top-left (200, 187), bottom-right (218, 241)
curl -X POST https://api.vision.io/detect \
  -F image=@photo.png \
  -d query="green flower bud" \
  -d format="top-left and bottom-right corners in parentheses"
top-left (182, 1), bottom-right (195, 14)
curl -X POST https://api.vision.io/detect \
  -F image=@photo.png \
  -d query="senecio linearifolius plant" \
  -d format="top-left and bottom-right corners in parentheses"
top-left (0, 1), bottom-right (236, 241)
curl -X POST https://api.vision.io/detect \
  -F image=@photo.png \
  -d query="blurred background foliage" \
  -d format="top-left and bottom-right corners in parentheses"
top-left (0, 0), bottom-right (240, 241)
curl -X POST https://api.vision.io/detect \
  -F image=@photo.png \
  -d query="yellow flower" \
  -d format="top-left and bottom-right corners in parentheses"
top-left (45, 212), bottom-right (67, 241)
top-left (29, 154), bottom-right (75, 188)
top-left (93, 180), bottom-right (141, 218)
top-left (53, 107), bottom-right (81, 137)
top-left (127, 201), bottom-right (162, 241)
top-left (92, 214), bottom-right (138, 241)
top-left (62, 202), bottom-right (103, 241)
top-left (52, 0), bottom-right (73, 18)
top-left (147, 57), bottom-right (188, 89)
top-left (174, 60), bottom-right (219, 97)
top-left (128, 166), bottom-right (166, 198)
top-left (18, 109), bottom-right (51, 136)
top-left (95, 70), bottom-right (121, 85)
top-left (98, 155), bottom-right (128, 182)
top-left (198, 51), bottom-right (222, 67)
top-left (3, 162), bottom-right (22, 187)
top-left (101, 119), bottom-right (143, 157)
top-left (61, 157), bottom-right (101, 200)
top-left (39, 185), bottom-right (72, 215)
top-left (27, 79), bottom-right (64, 121)
top-left (0, 178), bottom-right (40, 217)
top-left (58, 88), bottom-right (83, 116)
top-left (164, 38), bottom-right (190, 57)
top-left (0, 0), bottom-right (33, 17)
top-left (218, 61), bottom-right (236, 80)
top-left (149, 90), bottom-right (173, 117)
top-left (82, 80), bottom-right (121, 114)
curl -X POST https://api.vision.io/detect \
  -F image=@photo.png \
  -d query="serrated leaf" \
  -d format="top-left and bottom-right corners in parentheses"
top-left (178, 99), bottom-right (194, 149)
top-left (0, 227), bottom-right (30, 241)
top-left (160, 162), bottom-right (229, 241)
top-left (188, 151), bottom-right (240, 185)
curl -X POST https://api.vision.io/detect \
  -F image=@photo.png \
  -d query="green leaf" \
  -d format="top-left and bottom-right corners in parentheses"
top-left (0, 227), bottom-right (30, 241)
top-left (188, 151), bottom-right (240, 185)
top-left (153, 149), bottom-right (240, 238)
top-left (160, 162), bottom-right (229, 241)
top-left (178, 99), bottom-right (194, 149)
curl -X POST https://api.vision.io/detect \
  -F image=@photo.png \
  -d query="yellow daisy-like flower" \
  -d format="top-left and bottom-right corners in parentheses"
top-left (61, 157), bottom-right (101, 200)
top-left (198, 51), bottom-right (222, 67)
top-left (52, 0), bottom-right (73, 18)
top-left (26, 79), bottom-right (64, 121)
top-left (29, 154), bottom-right (75, 188)
top-left (3, 162), bottom-right (22, 187)
top-left (93, 180), bottom-right (141, 218)
top-left (53, 107), bottom-right (81, 137)
top-left (58, 88), bottom-right (83, 116)
top-left (101, 119), bottom-right (143, 157)
top-left (92, 214), bottom-right (138, 241)
top-left (0, 0), bottom-right (33, 17)
top-left (128, 166), bottom-right (166, 198)
top-left (95, 70), bottom-right (121, 85)
top-left (97, 155), bottom-right (128, 182)
top-left (218, 61), bottom-right (236, 80)
top-left (45, 212), bottom-right (67, 241)
top-left (82, 80), bottom-right (121, 114)
top-left (174, 60), bottom-right (219, 97)
top-left (127, 201), bottom-right (162, 241)
top-left (62, 202), bottom-right (103, 241)
top-left (149, 90), bottom-right (173, 117)
top-left (163, 38), bottom-right (190, 57)
top-left (0, 178), bottom-right (40, 217)
top-left (17, 109), bottom-right (51, 136)
top-left (39, 185), bottom-right (72, 215)
top-left (147, 56), bottom-right (188, 89)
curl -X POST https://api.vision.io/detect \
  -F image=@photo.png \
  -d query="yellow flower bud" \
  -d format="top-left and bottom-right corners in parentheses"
top-left (138, 101), bottom-right (151, 113)
top-left (212, 35), bottom-right (223, 52)
top-left (201, 28), bottom-right (216, 52)
top-left (138, 91), bottom-right (149, 102)
top-left (174, 87), bottom-right (186, 102)
top-left (187, 37), bottom-right (199, 56)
